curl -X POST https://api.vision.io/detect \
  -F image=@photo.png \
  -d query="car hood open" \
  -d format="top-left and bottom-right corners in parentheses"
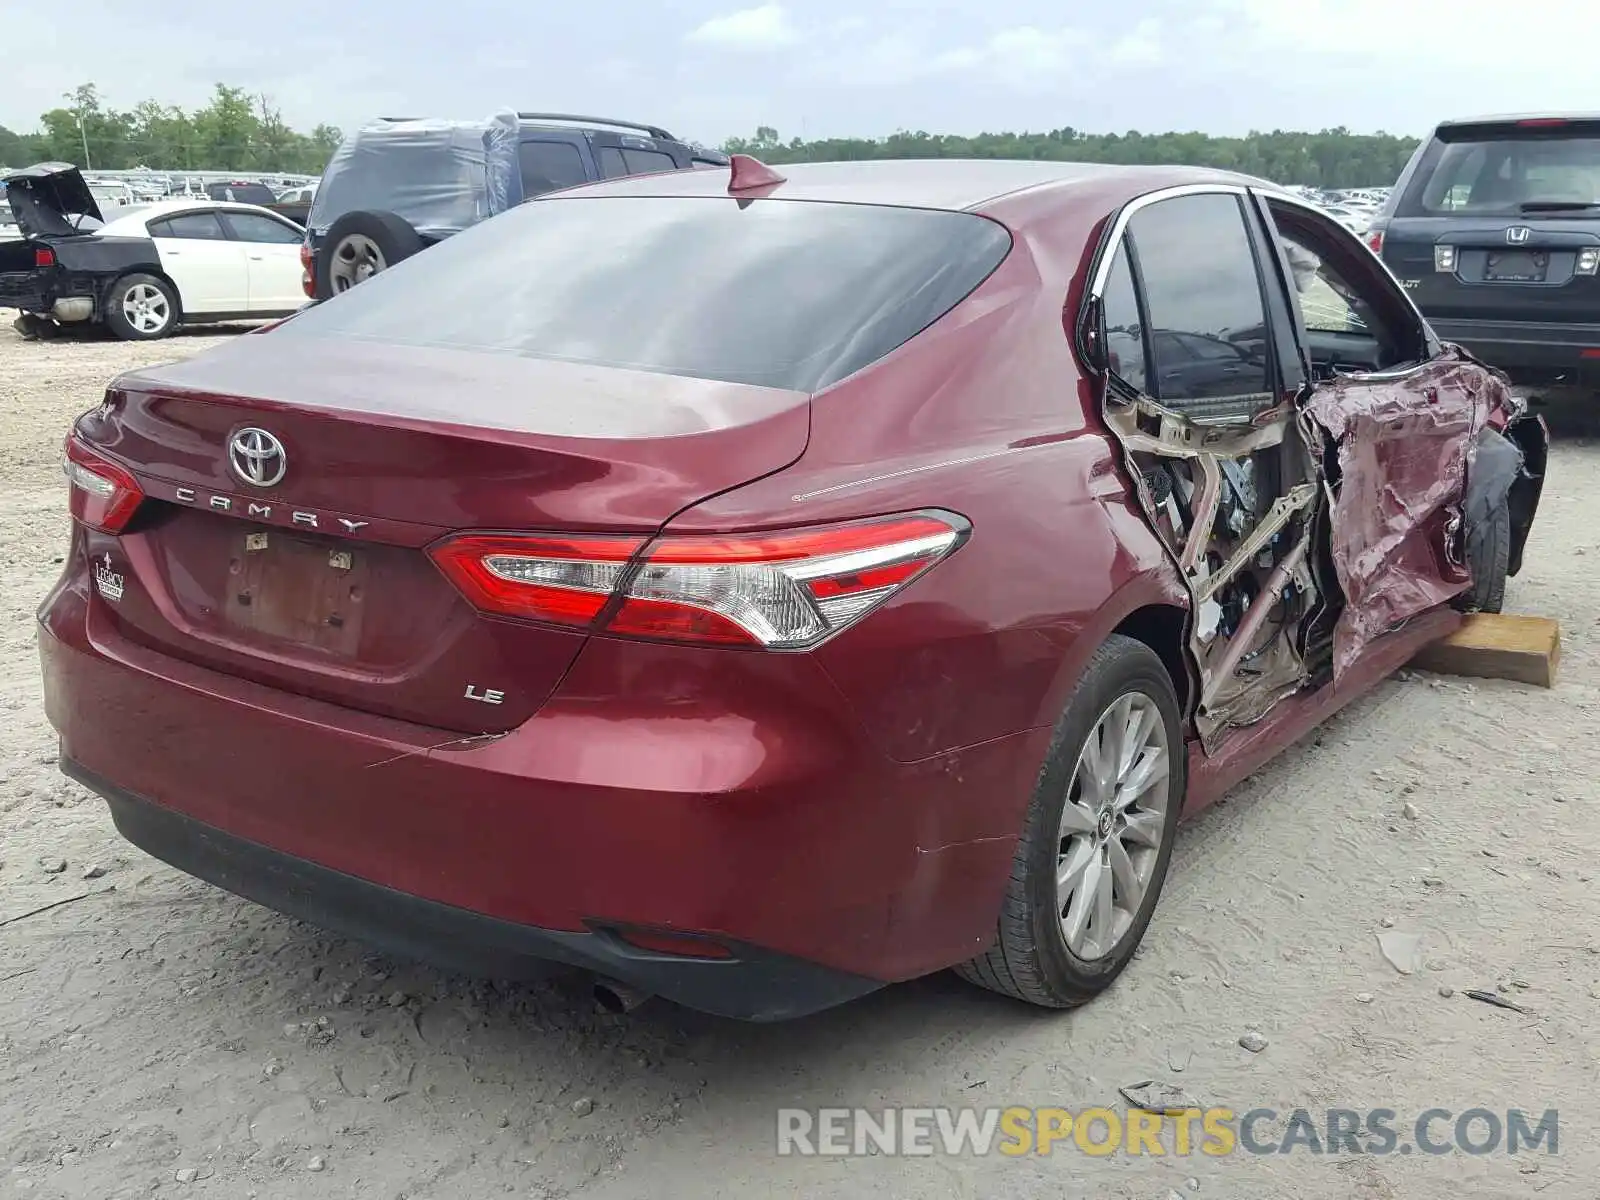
top-left (2, 162), bottom-right (103, 238)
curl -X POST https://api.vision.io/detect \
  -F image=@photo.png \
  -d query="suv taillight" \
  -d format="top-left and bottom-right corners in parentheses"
top-left (299, 241), bottom-right (314, 298)
top-left (63, 434), bottom-right (144, 533)
top-left (1366, 229), bottom-right (1384, 255)
top-left (428, 512), bottom-right (968, 648)
top-left (34, 247), bottom-right (56, 268)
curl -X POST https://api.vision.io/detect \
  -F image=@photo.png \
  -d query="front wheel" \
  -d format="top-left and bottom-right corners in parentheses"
top-left (1456, 495), bottom-right (1510, 614)
top-left (956, 634), bottom-right (1184, 1008)
top-left (104, 274), bottom-right (178, 340)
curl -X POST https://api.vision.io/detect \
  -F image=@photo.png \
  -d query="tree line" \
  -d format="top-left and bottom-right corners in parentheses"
top-left (2, 86), bottom-right (1421, 188)
top-left (0, 84), bottom-right (341, 175)
top-left (724, 126), bottom-right (1420, 189)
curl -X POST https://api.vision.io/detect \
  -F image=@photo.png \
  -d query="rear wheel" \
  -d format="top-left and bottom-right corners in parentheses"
top-left (104, 274), bottom-right (178, 341)
top-left (956, 635), bottom-right (1183, 1008)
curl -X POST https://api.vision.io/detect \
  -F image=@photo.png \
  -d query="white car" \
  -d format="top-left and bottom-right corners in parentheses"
top-left (93, 199), bottom-right (309, 338)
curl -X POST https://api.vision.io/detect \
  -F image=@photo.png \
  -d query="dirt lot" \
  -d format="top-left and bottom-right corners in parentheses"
top-left (3, 314), bottom-right (1599, 1200)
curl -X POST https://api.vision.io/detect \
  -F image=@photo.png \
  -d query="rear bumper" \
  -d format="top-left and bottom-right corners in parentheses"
top-left (0, 271), bottom-right (49, 313)
top-left (70, 759), bottom-right (878, 1020)
top-left (38, 551), bottom-right (1043, 1017)
top-left (1430, 317), bottom-right (1600, 386)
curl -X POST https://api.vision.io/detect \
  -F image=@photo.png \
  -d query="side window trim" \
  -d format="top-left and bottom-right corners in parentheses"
top-left (1125, 192), bottom-right (1275, 414)
top-left (1237, 192), bottom-right (1302, 397)
top-left (1082, 183), bottom-right (1259, 401)
top-left (1245, 190), bottom-right (1318, 391)
top-left (1120, 230), bottom-right (1157, 397)
top-left (1257, 190), bottom-right (1438, 378)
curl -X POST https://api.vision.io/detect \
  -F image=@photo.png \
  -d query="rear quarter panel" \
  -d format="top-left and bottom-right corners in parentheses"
top-left (665, 215), bottom-right (1188, 769)
top-left (52, 234), bottom-right (162, 276)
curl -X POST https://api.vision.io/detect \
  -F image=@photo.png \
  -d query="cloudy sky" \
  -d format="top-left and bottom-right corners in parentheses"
top-left (3, 0), bottom-right (1596, 144)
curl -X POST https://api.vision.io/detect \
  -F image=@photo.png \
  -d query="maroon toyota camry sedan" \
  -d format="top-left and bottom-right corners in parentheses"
top-left (40, 158), bottom-right (1546, 1020)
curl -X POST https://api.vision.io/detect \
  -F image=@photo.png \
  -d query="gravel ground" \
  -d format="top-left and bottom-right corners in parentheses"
top-left (3, 313), bottom-right (1599, 1200)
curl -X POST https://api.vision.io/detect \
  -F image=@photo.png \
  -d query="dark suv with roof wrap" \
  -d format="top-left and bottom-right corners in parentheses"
top-left (301, 111), bottom-right (727, 300)
top-left (1368, 114), bottom-right (1600, 397)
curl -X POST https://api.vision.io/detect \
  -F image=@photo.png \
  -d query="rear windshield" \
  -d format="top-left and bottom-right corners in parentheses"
top-left (279, 196), bottom-right (1012, 391)
top-left (1399, 127), bottom-right (1600, 217)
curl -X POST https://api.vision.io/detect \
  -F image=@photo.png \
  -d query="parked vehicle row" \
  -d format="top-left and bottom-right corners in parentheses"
top-left (39, 154), bottom-right (1546, 1020)
top-left (2, 112), bottom-right (730, 337)
top-left (0, 165), bottom-right (308, 340)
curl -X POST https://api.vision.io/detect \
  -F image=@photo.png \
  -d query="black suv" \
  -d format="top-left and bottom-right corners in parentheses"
top-left (302, 111), bottom-right (727, 299)
top-left (1369, 114), bottom-right (1600, 397)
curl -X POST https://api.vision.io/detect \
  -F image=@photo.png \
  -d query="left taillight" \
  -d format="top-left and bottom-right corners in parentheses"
top-left (63, 434), bottom-right (144, 533)
top-left (428, 511), bottom-right (969, 649)
top-left (35, 247), bottom-right (56, 268)
top-left (299, 242), bottom-right (315, 298)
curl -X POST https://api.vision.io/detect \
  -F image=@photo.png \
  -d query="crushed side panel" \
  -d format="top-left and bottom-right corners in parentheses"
top-left (1304, 349), bottom-right (1507, 678)
top-left (1103, 393), bottom-right (1328, 751)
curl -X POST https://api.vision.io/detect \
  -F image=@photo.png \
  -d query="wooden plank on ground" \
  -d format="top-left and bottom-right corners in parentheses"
top-left (1410, 613), bottom-right (1561, 688)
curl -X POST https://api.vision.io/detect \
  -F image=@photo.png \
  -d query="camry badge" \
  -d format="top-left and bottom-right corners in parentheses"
top-left (229, 427), bottom-right (287, 488)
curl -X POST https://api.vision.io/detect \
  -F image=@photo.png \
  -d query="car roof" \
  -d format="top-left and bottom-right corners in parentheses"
top-left (553, 158), bottom-right (1275, 215)
top-left (1436, 112), bottom-right (1600, 129)
top-left (98, 199), bottom-right (291, 232)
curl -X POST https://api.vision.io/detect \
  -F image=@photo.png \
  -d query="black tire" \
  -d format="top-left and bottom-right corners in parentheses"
top-left (955, 634), bottom-right (1184, 1008)
top-left (315, 210), bottom-right (425, 299)
top-left (1456, 494), bottom-right (1510, 614)
top-left (103, 273), bottom-right (179, 341)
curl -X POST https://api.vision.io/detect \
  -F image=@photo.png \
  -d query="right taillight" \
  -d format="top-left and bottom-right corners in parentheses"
top-left (299, 241), bottom-right (315, 297)
top-left (63, 434), bottom-right (145, 533)
top-left (427, 511), bottom-right (968, 648)
top-left (1366, 229), bottom-right (1385, 255)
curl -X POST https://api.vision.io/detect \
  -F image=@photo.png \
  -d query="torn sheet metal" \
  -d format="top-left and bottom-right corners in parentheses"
top-left (1305, 350), bottom-right (1509, 679)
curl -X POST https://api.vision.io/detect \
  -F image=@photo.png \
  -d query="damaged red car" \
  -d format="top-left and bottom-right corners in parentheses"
top-left (39, 159), bottom-right (1546, 1020)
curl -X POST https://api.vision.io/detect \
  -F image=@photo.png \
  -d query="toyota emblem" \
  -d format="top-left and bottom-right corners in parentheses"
top-left (228, 427), bottom-right (287, 487)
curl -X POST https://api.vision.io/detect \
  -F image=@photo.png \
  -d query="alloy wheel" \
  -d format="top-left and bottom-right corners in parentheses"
top-left (329, 234), bottom-right (387, 292)
top-left (122, 283), bottom-right (171, 335)
top-left (1056, 690), bottom-right (1171, 961)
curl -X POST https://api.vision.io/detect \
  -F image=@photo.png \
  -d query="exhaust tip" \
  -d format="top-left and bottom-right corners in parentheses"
top-left (593, 977), bottom-right (652, 1015)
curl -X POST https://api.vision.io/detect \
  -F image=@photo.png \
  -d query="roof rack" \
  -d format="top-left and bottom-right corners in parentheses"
top-left (516, 112), bottom-right (676, 141)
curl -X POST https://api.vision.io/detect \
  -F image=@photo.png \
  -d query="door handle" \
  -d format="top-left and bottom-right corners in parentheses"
top-left (249, 254), bottom-right (265, 261)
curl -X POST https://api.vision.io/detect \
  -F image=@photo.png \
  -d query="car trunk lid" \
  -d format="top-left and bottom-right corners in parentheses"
top-left (1382, 214), bottom-right (1600, 325)
top-left (3, 161), bottom-right (103, 238)
top-left (78, 334), bottom-right (810, 733)
top-left (1381, 117), bottom-right (1600, 326)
